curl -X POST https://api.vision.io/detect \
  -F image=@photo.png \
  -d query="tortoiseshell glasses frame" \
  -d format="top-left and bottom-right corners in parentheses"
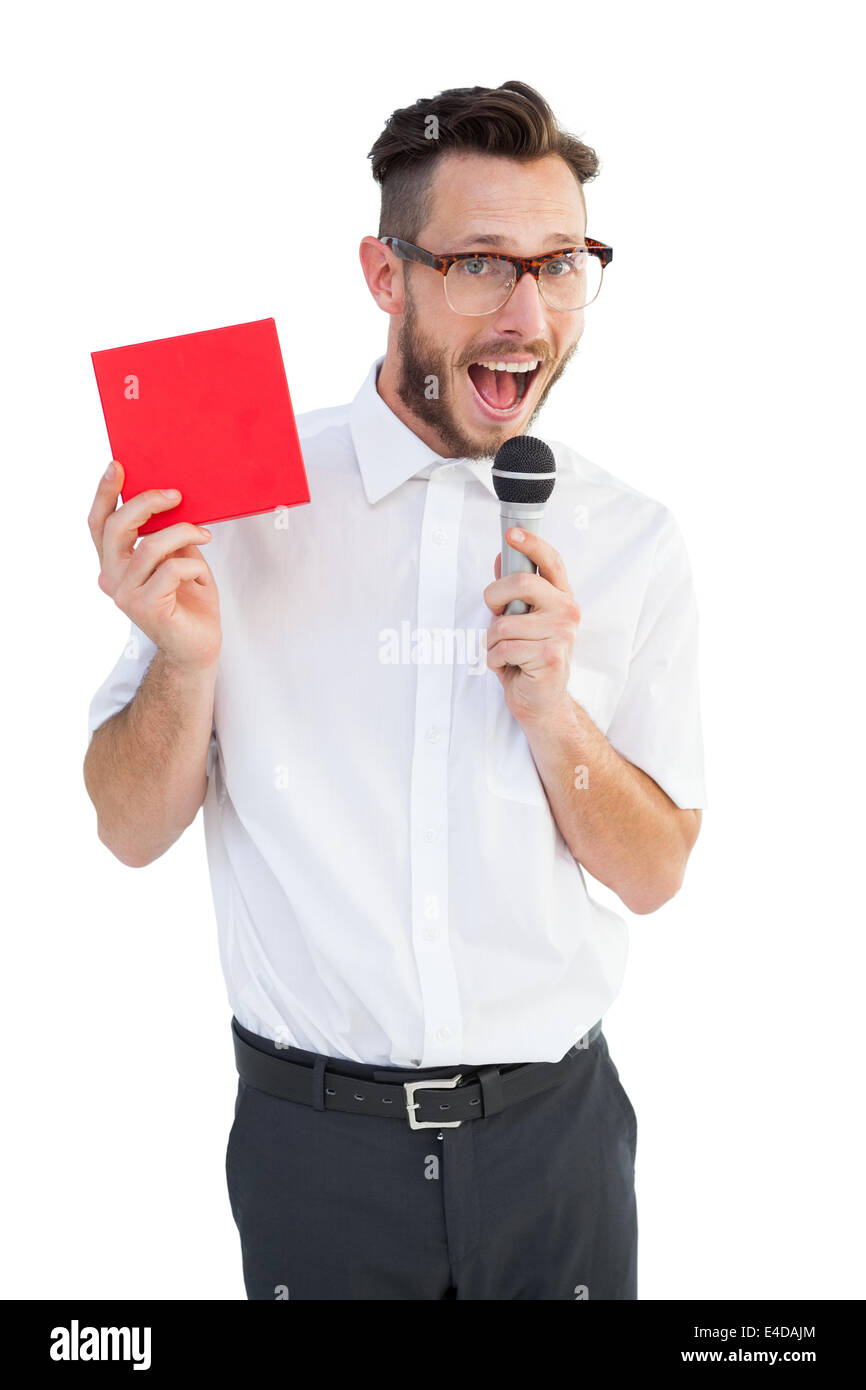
top-left (379, 235), bottom-right (613, 315)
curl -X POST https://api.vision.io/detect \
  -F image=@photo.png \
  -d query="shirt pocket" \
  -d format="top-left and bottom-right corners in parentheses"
top-left (484, 661), bottom-right (622, 806)
top-left (565, 661), bottom-right (622, 735)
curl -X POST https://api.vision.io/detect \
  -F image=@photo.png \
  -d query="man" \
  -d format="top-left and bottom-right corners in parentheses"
top-left (84, 79), bottom-right (706, 1300)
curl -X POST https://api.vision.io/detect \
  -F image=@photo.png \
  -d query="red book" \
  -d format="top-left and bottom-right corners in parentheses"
top-left (91, 317), bottom-right (310, 535)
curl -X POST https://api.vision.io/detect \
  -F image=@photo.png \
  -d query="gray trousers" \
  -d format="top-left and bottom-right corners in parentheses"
top-left (226, 1020), bottom-right (638, 1300)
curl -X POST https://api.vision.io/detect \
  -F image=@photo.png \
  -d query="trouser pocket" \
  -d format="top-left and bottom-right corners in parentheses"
top-left (598, 1034), bottom-right (638, 1154)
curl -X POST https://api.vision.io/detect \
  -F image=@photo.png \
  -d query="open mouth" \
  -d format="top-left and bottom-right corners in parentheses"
top-left (466, 358), bottom-right (542, 418)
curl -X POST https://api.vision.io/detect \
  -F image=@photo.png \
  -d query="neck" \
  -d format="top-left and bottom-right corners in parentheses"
top-left (375, 354), bottom-right (450, 459)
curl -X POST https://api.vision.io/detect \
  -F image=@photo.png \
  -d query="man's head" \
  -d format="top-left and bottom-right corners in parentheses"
top-left (360, 81), bottom-right (601, 460)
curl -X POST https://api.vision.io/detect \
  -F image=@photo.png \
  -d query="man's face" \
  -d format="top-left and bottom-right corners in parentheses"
top-left (390, 152), bottom-right (588, 460)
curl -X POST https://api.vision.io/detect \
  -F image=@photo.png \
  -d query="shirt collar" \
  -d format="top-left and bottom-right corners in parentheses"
top-left (349, 357), bottom-right (499, 504)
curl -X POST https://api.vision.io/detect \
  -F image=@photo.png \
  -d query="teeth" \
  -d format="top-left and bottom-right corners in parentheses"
top-left (475, 359), bottom-right (539, 373)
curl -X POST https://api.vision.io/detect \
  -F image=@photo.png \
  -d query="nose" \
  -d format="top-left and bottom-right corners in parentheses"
top-left (489, 267), bottom-right (549, 341)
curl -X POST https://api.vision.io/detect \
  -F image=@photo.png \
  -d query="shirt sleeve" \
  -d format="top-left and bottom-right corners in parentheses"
top-left (605, 509), bottom-right (708, 809)
top-left (86, 619), bottom-right (159, 746)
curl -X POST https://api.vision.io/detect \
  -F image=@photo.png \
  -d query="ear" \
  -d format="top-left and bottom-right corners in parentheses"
top-left (359, 236), bottom-right (405, 315)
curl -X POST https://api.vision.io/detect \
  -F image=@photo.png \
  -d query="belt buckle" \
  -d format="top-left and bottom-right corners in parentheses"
top-left (404, 1073), bottom-right (464, 1130)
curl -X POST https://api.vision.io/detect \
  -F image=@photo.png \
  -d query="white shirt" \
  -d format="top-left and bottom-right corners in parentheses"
top-left (87, 357), bottom-right (707, 1068)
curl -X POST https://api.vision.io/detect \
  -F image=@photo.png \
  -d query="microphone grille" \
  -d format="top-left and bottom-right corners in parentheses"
top-left (491, 435), bottom-right (556, 504)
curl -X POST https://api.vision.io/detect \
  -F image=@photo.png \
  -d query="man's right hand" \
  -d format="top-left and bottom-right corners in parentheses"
top-left (88, 460), bottom-right (222, 671)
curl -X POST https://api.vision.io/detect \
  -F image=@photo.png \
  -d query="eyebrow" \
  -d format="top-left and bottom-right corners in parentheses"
top-left (450, 232), bottom-right (583, 250)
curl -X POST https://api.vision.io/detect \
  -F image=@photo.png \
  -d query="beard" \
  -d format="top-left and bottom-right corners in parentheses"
top-left (393, 280), bottom-right (580, 460)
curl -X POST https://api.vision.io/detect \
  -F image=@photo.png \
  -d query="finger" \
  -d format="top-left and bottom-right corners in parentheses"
top-left (483, 570), bottom-right (552, 614)
top-left (485, 637), bottom-right (564, 674)
top-left (123, 524), bottom-right (213, 590)
top-left (486, 610), bottom-right (566, 650)
top-left (125, 555), bottom-right (213, 613)
top-left (503, 527), bottom-right (573, 594)
top-left (101, 487), bottom-right (187, 581)
top-left (87, 460), bottom-right (126, 567)
top-left (494, 551), bottom-right (502, 581)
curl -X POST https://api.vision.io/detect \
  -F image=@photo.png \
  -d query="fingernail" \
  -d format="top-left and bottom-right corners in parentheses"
top-left (103, 461), bottom-right (116, 480)
top-left (511, 528), bottom-right (525, 542)
top-left (162, 489), bottom-right (180, 499)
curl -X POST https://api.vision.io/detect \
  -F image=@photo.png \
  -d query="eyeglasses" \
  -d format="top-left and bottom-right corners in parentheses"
top-left (380, 236), bottom-right (613, 316)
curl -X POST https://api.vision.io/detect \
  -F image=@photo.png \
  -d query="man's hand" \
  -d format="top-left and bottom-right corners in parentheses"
top-left (484, 527), bottom-right (580, 726)
top-left (88, 460), bottom-right (222, 672)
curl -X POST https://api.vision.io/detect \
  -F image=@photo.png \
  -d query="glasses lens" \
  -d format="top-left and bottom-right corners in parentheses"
top-left (537, 249), bottom-right (603, 311)
top-left (445, 249), bottom-right (603, 314)
top-left (445, 256), bottom-right (515, 315)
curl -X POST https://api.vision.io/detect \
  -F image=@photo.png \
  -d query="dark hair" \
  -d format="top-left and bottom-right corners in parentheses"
top-left (368, 80), bottom-right (600, 242)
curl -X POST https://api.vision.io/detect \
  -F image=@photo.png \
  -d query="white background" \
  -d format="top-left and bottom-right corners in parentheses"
top-left (1, 0), bottom-right (863, 1299)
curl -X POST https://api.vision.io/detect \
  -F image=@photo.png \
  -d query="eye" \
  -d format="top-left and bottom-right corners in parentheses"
top-left (460, 257), bottom-right (490, 276)
top-left (542, 256), bottom-right (576, 278)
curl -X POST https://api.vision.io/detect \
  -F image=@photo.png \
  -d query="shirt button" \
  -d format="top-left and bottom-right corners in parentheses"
top-left (422, 926), bottom-right (440, 942)
top-left (424, 827), bottom-right (436, 842)
top-left (435, 1026), bottom-right (452, 1043)
top-left (425, 726), bottom-right (441, 743)
top-left (432, 528), bottom-right (448, 545)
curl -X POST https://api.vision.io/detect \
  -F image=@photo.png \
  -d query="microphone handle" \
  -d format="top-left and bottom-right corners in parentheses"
top-left (500, 503), bottom-right (546, 615)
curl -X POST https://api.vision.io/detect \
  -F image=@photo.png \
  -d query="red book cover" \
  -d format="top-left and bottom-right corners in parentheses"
top-left (91, 317), bottom-right (310, 535)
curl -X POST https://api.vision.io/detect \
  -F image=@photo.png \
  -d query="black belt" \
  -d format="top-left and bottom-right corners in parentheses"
top-left (231, 1017), bottom-right (603, 1130)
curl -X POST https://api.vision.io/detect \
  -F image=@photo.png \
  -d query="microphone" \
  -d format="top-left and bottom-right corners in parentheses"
top-left (491, 436), bottom-right (557, 615)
